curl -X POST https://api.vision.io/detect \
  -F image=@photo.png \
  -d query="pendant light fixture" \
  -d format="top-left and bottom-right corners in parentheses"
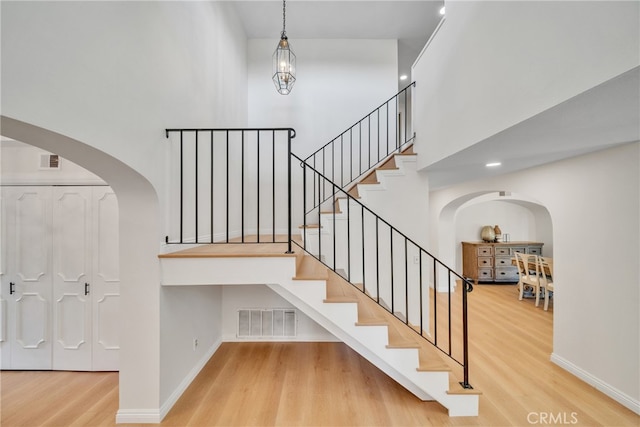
top-left (272, 0), bottom-right (296, 95)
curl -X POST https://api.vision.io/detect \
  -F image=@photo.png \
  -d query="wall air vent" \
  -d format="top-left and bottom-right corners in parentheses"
top-left (237, 309), bottom-right (297, 339)
top-left (39, 154), bottom-right (60, 170)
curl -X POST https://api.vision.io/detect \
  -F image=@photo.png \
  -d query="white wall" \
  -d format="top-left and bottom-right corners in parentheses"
top-left (221, 285), bottom-right (337, 342)
top-left (248, 39), bottom-right (398, 158)
top-left (412, 1), bottom-right (640, 169)
top-left (1, 1), bottom-right (248, 421)
top-left (430, 142), bottom-right (640, 412)
top-left (159, 286), bottom-right (223, 408)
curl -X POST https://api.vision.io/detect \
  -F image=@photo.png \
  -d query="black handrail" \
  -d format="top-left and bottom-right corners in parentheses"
top-left (165, 128), bottom-right (295, 253)
top-left (293, 153), bottom-right (474, 389)
top-left (303, 82), bottom-right (416, 194)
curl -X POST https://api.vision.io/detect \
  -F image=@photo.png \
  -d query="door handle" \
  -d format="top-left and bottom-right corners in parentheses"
top-left (10, 282), bottom-right (15, 295)
top-left (84, 283), bottom-right (90, 296)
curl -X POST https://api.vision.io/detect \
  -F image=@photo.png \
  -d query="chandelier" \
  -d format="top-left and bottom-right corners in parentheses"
top-left (272, 0), bottom-right (296, 95)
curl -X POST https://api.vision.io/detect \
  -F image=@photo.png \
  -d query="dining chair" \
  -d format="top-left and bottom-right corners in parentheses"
top-left (537, 256), bottom-right (554, 311)
top-left (515, 252), bottom-right (540, 302)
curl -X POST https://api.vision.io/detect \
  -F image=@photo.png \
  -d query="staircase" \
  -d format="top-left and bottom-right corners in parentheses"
top-left (159, 244), bottom-right (480, 416)
top-left (163, 82), bottom-right (479, 417)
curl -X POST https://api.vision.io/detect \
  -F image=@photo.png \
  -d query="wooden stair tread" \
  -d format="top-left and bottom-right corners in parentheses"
top-left (447, 381), bottom-right (483, 396)
top-left (324, 296), bottom-right (359, 303)
top-left (298, 223), bottom-right (321, 229)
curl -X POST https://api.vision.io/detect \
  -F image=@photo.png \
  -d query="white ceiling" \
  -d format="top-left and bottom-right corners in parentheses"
top-left (229, 0), bottom-right (444, 80)
top-left (231, 1), bottom-right (640, 189)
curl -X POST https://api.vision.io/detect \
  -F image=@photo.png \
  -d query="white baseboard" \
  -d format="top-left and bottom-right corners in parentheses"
top-left (550, 352), bottom-right (640, 415)
top-left (115, 409), bottom-right (162, 424)
top-left (116, 338), bottom-right (222, 424)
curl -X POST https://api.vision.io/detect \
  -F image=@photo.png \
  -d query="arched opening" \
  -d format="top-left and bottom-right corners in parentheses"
top-left (437, 190), bottom-right (553, 275)
top-left (1, 116), bottom-right (161, 416)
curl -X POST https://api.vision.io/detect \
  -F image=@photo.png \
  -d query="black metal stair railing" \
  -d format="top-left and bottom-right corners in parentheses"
top-left (304, 82), bottom-right (416, 199)
top-left (291, 153), bottom-right (474, 390)
top-left (164, 128), bottom-right (295, 253)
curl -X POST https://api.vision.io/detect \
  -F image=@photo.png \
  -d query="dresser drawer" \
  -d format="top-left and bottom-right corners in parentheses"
top-left (495, 247), bottom-right (510, 256)
top-left (527, 246), bottom-right (543, 255)
top-left (477, 268), bottom-right (493, 281)
top-left (494, 256), bottom-right (512, 267)
top-left (494, 266), bottom-right (519, 282)
top-left (510, 247), bottom-right (527, 255)
top-left (478, 257), bottom-right (493, 268)
top-left (477, 246), bottom-right (493, 256)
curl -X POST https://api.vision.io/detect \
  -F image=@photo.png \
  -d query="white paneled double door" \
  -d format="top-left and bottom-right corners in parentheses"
top-left (0, 186), bottom-right (120, 371)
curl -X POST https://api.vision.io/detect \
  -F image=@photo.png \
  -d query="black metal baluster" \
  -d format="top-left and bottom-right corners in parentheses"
top-left (358, 121), bottom-right (362, 176)
top-left (272, 130), bottom-right (276, 242)
top-left (257, 131), bottom-right (260, 242)
top-left (179, 130), bottom-right (184, 243)
top-left (375, 217), bottom-right (380, 303)
top-left (332, 184), bottom-right (336, 270)
top-left (195, 131), bottom-right (199, 243)
top-left (241, 130), bottom-right (245, 242)
top-left (349, 130), bottom-right (353, 183)
top-left (419, 250), bottom-right (423, 335)
top-left (377, 109), bottom-right (380, 163)
top-left (404, 238), bottom-right (408, 325)
top-left (214, 130), bottom-right (215, 243)
top-left (448, 271), bottom-right (452, 357)
top-left (390, 227), bottom-right (394, 315)
top-left (347, 189), bottom-right (350, 281)
top-left (317, 171), bottom-right (322, 259)
top-left (386, 101), bottom-right (389, 157)
top-left (286, 129), bottom-right (293, 254)
top-left (226, 130), bottom-right (229, 243)
top-left (361, 205), bottom-right (365, 295)
top-left (433, 258), bottom-right (437, 346)
top-left (303, 163), bottom-right (307, 251)
top-left (368, 115), bottom-right (371, 169)
top-left (340, 135), bottom-right (344, 187)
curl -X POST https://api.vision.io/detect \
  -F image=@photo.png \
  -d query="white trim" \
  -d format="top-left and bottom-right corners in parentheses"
top-left (551, 352), bottom-right (640, 415)
top-left (115, 409), bottom-right (162, 424)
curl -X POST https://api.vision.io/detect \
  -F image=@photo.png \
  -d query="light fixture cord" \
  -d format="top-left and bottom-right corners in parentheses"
top-left (281, 0), bottom-right (287, 38)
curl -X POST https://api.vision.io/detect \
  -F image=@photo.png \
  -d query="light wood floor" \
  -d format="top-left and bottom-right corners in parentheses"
top-left (2, 284), bottom-right (638, 426)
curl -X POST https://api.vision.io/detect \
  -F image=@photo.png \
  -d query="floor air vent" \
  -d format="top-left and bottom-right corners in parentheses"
top-left (237, 309), bottom-right (297, 338)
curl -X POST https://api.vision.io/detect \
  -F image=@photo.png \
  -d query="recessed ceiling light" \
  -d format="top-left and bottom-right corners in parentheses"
top-left (400, 75), bottom-right (408, 81)
top-left (486, 162), bottom-right (502, 168)
top-left (439, 6), bottom-right (446, 15)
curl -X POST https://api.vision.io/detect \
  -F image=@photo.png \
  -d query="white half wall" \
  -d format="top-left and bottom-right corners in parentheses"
top-left (248, 38), bottom-right (398, 158)
top-left (412, 1), bottom-right (640, 169)
top-left (429, 142), bottom-right (640, 413)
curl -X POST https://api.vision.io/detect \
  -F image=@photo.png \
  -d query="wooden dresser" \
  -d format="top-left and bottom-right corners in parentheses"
top-left (461, 241), bottom-right (543, 283)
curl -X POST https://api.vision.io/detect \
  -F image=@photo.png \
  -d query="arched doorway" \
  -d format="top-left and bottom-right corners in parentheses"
top-left (1, 116), bottom-right (162, 418)
top-left (437, 190), bottom-right (552, 276)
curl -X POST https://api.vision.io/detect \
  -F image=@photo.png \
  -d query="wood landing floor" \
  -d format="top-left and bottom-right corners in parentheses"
top-left (1, 282), bottom-right (638, 426)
